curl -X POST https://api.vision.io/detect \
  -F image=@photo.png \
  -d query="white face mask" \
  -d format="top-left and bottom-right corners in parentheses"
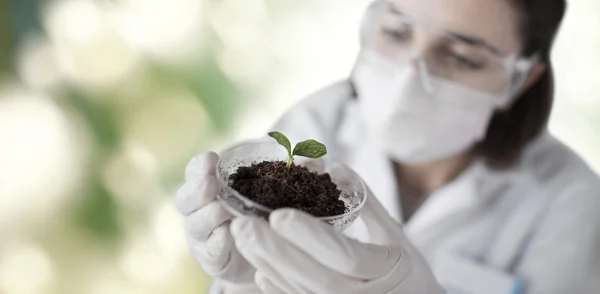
top-left (353, 51), bottom-right (509, 164)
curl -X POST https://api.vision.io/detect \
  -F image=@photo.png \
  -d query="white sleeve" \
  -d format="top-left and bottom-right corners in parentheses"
top-left (513, 179), bottom-right (600, 294)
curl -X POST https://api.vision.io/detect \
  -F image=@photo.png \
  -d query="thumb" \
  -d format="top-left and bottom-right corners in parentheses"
top-left (329, 163), bottom-right (403, 245)
top-left (360, 186), bottom-right (409, 245)
top-left (269, 209), bottom-right (401, 280)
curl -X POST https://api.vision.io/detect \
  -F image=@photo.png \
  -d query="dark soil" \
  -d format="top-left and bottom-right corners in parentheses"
top-left (229, 161), bottom-right (346, 217)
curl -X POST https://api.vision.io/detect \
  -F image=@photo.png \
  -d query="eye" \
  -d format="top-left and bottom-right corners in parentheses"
top-left (382, 27), bottom-right (411, 42)
top-left (451, 53), bottom-right (484, 70)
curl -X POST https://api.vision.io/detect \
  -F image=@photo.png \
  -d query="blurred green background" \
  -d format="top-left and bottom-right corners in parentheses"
top-left (0, 0), bottom-right (598, 294)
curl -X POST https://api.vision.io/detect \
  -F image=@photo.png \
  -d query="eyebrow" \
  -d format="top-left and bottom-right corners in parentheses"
top-left (385, 2), bottom-right (504, 55)
top-left (446, 32), bottom-right (502, 55)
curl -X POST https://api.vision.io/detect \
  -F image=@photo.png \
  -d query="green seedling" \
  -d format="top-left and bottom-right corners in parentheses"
top-left (268, 131), bottom-right (327, 170)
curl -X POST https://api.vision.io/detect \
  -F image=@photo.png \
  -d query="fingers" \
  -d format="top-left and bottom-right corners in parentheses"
top-left (269, 209), bottom-right (400, 280)
top-left (188, 225), bottom-right (233, 272)
top-left (175, 174), bottom-right (220, 216)
top-left (255, 271), bottom-right (287, 294)
top-left (176, 152), bottom-right (220, 216)
top-left (246, 254), bottom-right (300, 294)
top-left (185, 201), bottom-right (232, 241)
top-left (205, 225), bottom-right (232, 258)
top-left (231, 217), bottom-right (360, 294)
top-left (188, 224), bottom-right (256, 283)
top-left (185, 152), bottom-right (219, 181)
top-left (177, 152), bottom-right (259, 284)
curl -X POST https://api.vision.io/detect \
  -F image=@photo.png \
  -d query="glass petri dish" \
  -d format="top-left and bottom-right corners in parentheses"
top-left (215, 138), bottom-right (367, 231)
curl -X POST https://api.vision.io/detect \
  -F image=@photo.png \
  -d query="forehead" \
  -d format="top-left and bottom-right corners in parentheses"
top-left (388, 0), bottom-right (523, 54)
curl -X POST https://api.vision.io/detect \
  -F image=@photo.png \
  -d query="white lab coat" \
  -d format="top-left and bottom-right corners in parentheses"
top-left (269, 80), bottom-right (600, 294)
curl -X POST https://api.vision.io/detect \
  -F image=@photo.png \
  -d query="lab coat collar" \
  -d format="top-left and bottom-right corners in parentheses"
top-left (402, 160), bottom-right (518, 247)
top-left (404, 160), bottom-right (487, 239)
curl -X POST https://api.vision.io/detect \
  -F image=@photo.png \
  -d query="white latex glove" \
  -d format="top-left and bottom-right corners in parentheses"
top-left (229, 184), bottom-right (446, 294)
top-left (175, 152), bottom-right (260, 293)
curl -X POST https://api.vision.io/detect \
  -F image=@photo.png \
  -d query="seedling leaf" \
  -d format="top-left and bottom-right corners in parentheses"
top-left (293, 140), bottom-right (327, 158)
top-left (268, 131), bottom-right (292, 156)
top-left (268, 132), bottom-right (327, 171)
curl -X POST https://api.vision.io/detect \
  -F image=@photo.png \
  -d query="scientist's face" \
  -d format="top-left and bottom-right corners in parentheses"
top-left (353, 0), bottom-right (540, 164)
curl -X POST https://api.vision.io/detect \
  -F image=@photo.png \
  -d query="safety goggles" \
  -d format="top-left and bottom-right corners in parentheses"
top-left (360, 1), bottom-right (539, 99)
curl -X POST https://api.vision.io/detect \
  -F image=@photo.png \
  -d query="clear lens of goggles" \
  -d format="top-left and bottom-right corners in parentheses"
top-left (362, 1), bottom-right (538, 96)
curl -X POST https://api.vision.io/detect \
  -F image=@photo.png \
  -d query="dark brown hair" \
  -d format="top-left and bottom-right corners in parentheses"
top-left (478, 0), bottom-right (567, 168)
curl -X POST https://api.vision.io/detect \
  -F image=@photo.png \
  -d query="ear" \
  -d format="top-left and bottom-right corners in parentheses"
top-left (523, 62), bottom-right (547, 90)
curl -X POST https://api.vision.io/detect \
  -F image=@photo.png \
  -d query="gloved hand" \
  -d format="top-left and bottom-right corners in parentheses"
top-left (229, 179), bottom-right (446, 294)
top-left (175, 152), bottom-right (260, 293)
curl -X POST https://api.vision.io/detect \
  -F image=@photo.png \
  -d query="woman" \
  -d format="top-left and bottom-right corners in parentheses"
top-left (175, 0), bottom-right (600, 293)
